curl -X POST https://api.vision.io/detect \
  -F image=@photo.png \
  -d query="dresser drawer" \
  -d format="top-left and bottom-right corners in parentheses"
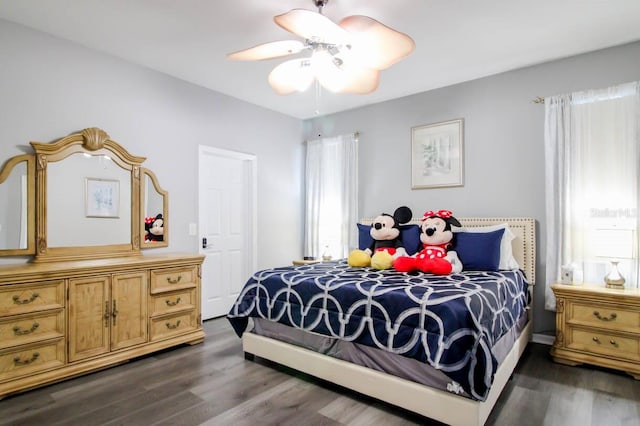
top-left (568, 327), bottom-right (640, 362)
top-left (0, 309), bottom-right (65, 350)
top-left (568, 301), bottom-right (640, 332)
top-left (150, 266), bottom-right (198, 294)
top-left (0, 338), bottom-right (65, 382)
top-left (0, 281), bottom-right (65, 316)
top-left (150, 310), bottom-right (197, 342)
top-left (150, 289), bottom-right (196, 317)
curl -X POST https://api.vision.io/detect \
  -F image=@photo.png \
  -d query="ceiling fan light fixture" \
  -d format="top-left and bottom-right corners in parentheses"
top-left (268, 58), bottom-right (314, 95)
top-left (320, 64), bottom-right (379, 94)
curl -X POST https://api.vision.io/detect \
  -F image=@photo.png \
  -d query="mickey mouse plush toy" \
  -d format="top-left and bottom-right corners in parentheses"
top-left (394, 209), bottom-right (463, 274)
top-left (348, 206), bottom-right (412, 269)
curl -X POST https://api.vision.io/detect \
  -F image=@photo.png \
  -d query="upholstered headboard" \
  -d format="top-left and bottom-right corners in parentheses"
top-left (360, 217), bottom-right (536, 285)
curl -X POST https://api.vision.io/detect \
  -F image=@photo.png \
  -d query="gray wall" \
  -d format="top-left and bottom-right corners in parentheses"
top-left (0, 19), bottom-right (303, 269)
top-left (304, 41), bottom-right (640, 335)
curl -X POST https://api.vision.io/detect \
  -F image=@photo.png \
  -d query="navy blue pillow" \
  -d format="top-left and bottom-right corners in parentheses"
top-left (455, 228), bottom-right (504, 271)
top-left (357, 223), bottom-right (421, 256)
top-left (357, 223), bottom-right (374, 251)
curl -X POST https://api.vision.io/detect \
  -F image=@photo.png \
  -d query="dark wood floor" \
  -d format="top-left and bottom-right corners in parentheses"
top-left (2, 318), bottom-right (640, 426)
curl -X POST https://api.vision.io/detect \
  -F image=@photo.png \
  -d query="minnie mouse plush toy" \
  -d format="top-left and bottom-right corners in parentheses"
top-left (394, 209), bottom-right (463, 274)
top-left (144, 213), bottom-right (164, 242)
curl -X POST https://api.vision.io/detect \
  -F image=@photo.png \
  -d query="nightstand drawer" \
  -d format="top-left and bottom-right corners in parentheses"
top-left (568, 327), bottom-right (640, 362)
top-left (569, 302), bottom-right (639, 331)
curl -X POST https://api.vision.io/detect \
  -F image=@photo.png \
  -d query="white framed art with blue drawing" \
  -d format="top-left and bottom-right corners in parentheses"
top-left (411, 118), bottom-right (464, 189)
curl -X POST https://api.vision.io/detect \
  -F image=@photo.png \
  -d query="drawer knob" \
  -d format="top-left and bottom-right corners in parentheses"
top-left (165, 297), bottom-right (181, 307)
top-left (593, 311), bottom-right (617, 321)
top-left (13, 322), bottom-right (39, 336)
top-left (13, 352), bottom-right (40, 366)
top-left (167, 276), bottom-right (182, 284)
top-left (592, 336), bottom-right (600, 343)
top-left (610, 340), bottom-right (618, 347)
top-left (12, 293), bottom-right (39, 305)
top-left (166, 320), bottom-right (181, 330)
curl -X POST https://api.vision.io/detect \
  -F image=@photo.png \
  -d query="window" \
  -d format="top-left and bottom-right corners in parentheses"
top-left (544, 81), bottom-right (640, 310)
top-left (304, 133), bottom-right (358, 260)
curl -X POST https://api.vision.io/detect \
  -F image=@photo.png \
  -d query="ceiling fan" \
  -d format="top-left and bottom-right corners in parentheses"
top-left (227, 0), bottom-right (415, 95)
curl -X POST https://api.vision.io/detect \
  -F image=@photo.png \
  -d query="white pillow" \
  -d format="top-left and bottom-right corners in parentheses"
top-left (453, 223), bottom-right (520, 270)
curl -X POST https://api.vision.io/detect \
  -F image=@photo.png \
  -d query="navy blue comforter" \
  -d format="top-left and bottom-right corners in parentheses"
top-left (227, 260), bottom-right (530, 401)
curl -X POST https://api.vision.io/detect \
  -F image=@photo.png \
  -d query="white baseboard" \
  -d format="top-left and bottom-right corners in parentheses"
top-left (532, 333), bottom-right (555, 346)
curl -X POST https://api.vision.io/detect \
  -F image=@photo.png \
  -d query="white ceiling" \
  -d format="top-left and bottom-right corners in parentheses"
top-left (1, 0), bottom-right (640, 119)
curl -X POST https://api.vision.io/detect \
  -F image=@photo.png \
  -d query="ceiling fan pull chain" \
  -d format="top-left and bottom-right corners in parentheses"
top-left (314, 79), bottom-right (322, 116)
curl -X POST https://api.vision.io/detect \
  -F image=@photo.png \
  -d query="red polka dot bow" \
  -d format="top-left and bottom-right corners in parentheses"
top-left (422, 210), bottom-right (453, 220)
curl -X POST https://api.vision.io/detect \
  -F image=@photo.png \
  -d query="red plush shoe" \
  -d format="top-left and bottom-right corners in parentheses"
top-left (430, 258), bottom-right (453, 275)
top-left (393, 256), bottom-right (417, 272)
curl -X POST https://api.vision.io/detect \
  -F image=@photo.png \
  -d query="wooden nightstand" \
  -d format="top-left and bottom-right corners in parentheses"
top-left (292, 259), bottom-right (321, 266)
top-left (550, 283), bottom-right (640, 379)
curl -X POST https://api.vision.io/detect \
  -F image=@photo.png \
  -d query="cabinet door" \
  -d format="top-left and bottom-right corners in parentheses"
top-left (68, 276), bottom-right (110, 362)
top-left (111, 271), bottom-right (148, 350)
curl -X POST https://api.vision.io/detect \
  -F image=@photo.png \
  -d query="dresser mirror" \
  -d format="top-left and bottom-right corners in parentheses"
top-left (0, 154), bottom-right (35, 255)
top-left (141, 168), bottom-right (168, 248)
top-left (47, 152), bottom-right (132, 248)
top-left (5, 127), bottom-right (171, 262)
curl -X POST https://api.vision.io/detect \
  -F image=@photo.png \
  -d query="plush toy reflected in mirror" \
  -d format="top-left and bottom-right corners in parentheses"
top-left (144, 214), bottom-right (164, 242)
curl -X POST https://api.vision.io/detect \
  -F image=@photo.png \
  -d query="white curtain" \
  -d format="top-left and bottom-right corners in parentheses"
top-left (544, 81), bottom-right (640, 310)
top-left (304, 133), bottom-right (358, 260)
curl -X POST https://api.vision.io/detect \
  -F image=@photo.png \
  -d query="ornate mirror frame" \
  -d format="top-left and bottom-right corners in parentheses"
top-left (0, 154), bottom-right (36, 256)
top-left (31, 128), bottom-right (147, 262)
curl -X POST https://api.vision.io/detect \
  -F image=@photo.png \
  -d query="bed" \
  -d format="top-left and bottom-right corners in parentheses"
top-left (228, 217), bottom-right (536, 426)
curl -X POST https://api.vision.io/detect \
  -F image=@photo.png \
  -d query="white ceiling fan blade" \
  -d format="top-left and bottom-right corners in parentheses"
top-left (268, 58), bottom-right (314, 95)
top-left (227, 40), bottom-right (305, 61)
top-left (313, 54), bottom-right (379, 94)
top-left (275, 9), bottom-right (350, 44)
top-left (339, 15), bottom-right (415, 69)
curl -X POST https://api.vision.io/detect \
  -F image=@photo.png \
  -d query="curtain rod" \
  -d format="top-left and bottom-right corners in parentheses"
top-left (308, 131), bottom-right (360, 140)
top-left (532, 96), bottom-right (545, 104)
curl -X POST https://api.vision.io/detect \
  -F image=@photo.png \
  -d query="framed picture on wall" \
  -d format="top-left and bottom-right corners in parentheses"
top-left (411, 119), bottom-right (464, 189)
top-left (85, 178), bottom-right (120, 218)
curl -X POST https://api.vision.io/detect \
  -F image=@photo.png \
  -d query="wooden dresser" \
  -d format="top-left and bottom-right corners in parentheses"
top-left (0, 127), bottom-right (208, 399)
top-left (551, 283), bottom-right (640, 379)
top-left (0, 254), bottom-right (204, 399)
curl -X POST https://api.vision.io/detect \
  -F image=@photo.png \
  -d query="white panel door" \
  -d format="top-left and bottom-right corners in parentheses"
top-left (199, 146), bottom-right (256, 320)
